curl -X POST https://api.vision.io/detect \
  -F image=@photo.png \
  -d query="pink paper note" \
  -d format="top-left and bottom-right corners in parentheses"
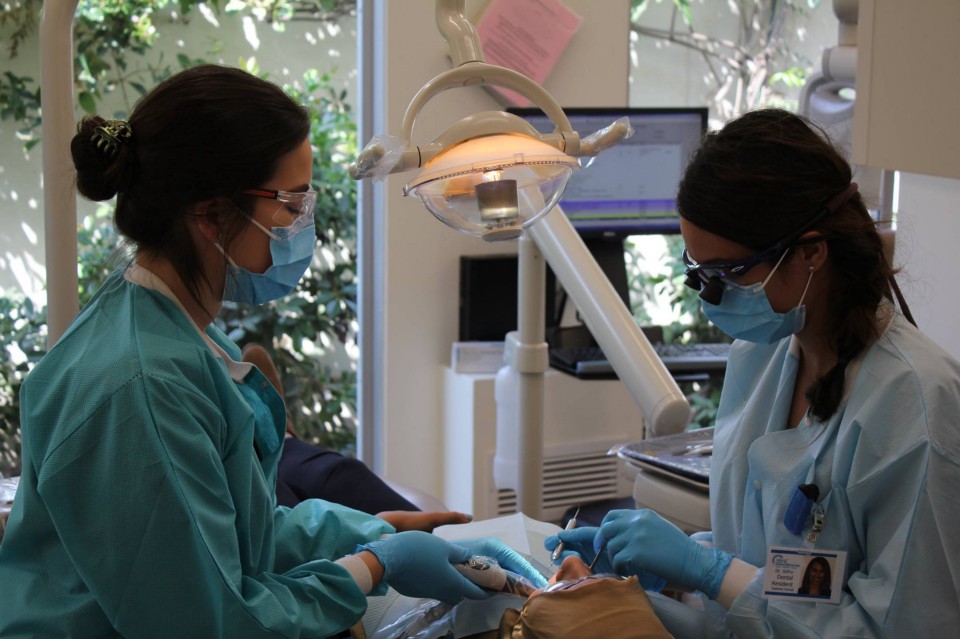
top-left (477, 0), bottom-right (582, 107)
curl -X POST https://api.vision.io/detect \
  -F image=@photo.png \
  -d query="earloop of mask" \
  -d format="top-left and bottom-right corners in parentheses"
top-left (246, 216), bottom-right (282, 241)
top-left (797, 266), bottom-right (815, 307)
top-left (213, 241), bottom-right (239, 268)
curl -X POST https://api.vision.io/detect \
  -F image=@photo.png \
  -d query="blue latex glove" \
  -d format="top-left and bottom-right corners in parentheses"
top-left (545, 527), bottom-right (664, 591)
top-left (598, 509), bottom-right (734, 599)
top-left (544, 527), bottom-right (612, 572)
top-left (457, 537), bottom-right (548, 588)
top-left (358, 531), bottom-right (487, 605)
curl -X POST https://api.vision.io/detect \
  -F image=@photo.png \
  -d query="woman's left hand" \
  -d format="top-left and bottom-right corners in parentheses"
top-left (377, 510), bottom-right (472, 533)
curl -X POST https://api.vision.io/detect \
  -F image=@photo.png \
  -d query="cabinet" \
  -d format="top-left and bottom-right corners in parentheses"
top-left (853, 0), bottom-right (960, 178)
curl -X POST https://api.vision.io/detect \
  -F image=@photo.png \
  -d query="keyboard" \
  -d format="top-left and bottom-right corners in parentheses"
top-left (549, 342), bottom-right (731, 378)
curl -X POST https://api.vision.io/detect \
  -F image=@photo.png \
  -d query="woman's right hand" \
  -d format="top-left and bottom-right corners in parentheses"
top-left (546, 525), bottom-right (666, 591)
top-left (358, 531), bottom-right (488, 605)
top-left (545, 526), bottom-right (611, 572)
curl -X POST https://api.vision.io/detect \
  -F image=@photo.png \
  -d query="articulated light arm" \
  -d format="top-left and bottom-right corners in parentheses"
top-left (528, 207), bottom-right (691, 436)
top-left (436, 0), bottom-right (485, 67)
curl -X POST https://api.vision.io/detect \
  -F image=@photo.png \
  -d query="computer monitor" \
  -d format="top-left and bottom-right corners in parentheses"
top-left (508, 107), bottom-right (707, 316)
top-left (507, 107), bottom-right (708, 237)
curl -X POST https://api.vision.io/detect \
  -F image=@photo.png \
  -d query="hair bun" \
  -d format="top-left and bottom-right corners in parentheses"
top-left (71, 116), bottom-right (134, 201)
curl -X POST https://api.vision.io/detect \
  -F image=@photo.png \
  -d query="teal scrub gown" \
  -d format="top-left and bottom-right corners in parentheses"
top-left (0, 269), bottom-right (393, 637)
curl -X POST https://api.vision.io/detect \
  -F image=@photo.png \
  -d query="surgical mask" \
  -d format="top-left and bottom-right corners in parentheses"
top-left (700, 249), bottom-right (814, 344)
top-left (216, 215), bottom-right (316, 305)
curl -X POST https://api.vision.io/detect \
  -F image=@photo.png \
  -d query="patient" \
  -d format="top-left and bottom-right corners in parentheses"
top-left (355, 555), bottom-right (673, 639)
top-left (493, 555), bottom-right (673, 639)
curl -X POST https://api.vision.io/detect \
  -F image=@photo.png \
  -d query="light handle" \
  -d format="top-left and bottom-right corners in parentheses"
top-left (400, 62), bottom-right (577, 148)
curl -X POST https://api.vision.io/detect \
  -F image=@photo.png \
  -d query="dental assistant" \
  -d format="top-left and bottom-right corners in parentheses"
top-left (0, 65), bottom-right (544, 638)
top-left (548, 109), bottom-right (960, 637)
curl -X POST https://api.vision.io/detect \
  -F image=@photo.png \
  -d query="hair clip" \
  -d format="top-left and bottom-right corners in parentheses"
top-left (90, 120), bottom-right (132, 158)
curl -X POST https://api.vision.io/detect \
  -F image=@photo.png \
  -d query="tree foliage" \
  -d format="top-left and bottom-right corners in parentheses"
top-left (630, 0), bottom-right (822, 119)
top-left (0, 0), bottom-right (361, 476)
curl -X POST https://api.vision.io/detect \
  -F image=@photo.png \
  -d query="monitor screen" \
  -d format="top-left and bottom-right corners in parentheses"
top-left (507, 107), bottom-right (707, 236)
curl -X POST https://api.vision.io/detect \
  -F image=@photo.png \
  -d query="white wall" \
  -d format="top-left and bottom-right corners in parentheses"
top-left (370, 0), bottom-right (631, 495)
top-left (0, 11), bottom-right (357, 298)
top-left (893, 174), bottom-right (960, 360)
top-left (0, 31), bottom-right (45, 300)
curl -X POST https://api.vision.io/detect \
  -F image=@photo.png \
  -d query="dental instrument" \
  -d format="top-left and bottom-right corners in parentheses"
top-left (588, 540), bottom-right (607, 573)
top-left (551, 507), bottom-right (579, 563)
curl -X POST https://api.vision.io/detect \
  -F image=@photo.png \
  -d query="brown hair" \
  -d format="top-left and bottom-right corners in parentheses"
top-left (677, 108), bottom-right (910, 420)
top-left (71, 64), bottom-right (310, 307)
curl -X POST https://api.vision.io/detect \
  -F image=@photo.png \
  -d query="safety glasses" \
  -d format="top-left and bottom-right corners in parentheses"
top-left (681, 245), bottom-right (785, 285)
top-left (241, 187), bottom-right (317, 231)
top-left (682, 233), bottom-right (832, 305)
top-left (682, 244), bottom-right (786, 304)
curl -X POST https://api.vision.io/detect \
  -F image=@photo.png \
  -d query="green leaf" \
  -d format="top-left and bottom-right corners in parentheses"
top-left (77, 91), bottom-right (97, 114)
top-left (630, 0), bottom-right (650, 22)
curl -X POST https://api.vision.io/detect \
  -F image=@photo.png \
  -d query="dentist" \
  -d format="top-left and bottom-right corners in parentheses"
top-left (548, 109), bottom-right (960, 638)
top-left (0, 64), bottom-right (543, 638)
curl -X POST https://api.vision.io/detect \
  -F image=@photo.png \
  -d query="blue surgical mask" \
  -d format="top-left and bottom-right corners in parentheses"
top-left (700, 250), bottom-right (814, 344)
top-left (216, 215), bottom-right (316, 305)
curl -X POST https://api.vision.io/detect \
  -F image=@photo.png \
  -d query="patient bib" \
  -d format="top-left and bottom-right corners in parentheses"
top-left (500, 576), bottom-right (671, 638)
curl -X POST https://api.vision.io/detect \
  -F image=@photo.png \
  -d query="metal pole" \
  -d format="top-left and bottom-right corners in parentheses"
top-left (514, 233), bottom-right (547, 519)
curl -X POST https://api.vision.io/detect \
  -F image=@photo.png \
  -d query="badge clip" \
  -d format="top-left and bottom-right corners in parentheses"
top-left (784, 483), bottom-right (819, 536)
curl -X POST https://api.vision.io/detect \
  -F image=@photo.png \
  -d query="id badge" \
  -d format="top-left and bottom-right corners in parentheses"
top-left (762, 546), bottom-right (847, 604)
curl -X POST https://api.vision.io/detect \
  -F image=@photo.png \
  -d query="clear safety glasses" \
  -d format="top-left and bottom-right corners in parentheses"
top-left (241, 187), bottom-right (317, 231)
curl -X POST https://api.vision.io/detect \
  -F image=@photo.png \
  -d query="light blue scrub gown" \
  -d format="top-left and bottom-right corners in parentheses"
top-left (651, 310), bottom-right (960, 638)
top-left (0, 270), bottom-right (394, 638)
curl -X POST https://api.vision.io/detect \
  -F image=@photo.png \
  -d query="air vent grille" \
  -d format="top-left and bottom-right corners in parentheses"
top-left (495, 452), bottom-right (623, 517)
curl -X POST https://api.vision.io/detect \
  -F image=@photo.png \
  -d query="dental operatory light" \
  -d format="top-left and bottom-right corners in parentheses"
top-left (404, 128), bottom-right (580, 240)
top-left (349, 0), bottom-right (631, 241)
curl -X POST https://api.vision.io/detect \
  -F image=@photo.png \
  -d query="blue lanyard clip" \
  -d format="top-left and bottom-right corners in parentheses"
top-left (784, 483), bottom-right (820, 536)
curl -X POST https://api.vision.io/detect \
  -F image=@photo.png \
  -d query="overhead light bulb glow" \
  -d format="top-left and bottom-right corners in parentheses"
top-left (405, 133), bottom-right (579, 241)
